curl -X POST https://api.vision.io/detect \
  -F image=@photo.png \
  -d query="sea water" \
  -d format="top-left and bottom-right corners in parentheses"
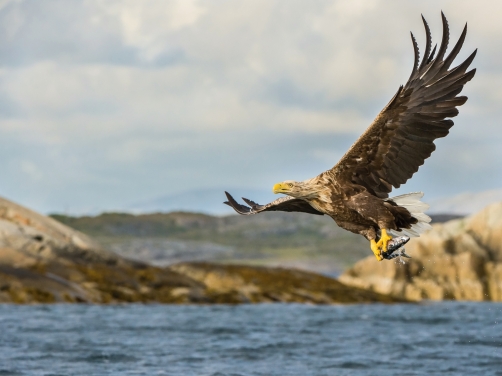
top-left (0, 302), bottom-right (501, 375)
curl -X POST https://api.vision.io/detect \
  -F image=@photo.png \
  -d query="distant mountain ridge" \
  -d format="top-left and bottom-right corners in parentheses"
top-left (129, 188), bottom-right (274, 215)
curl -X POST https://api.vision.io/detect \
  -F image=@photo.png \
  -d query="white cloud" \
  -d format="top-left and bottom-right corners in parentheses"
top-left (0, 0), bottom-right (499, 213)
top-left (92, 0), bottom-right (206, 62)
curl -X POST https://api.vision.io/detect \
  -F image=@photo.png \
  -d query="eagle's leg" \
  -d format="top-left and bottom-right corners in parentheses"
top-left (376, 229), bottom-right (393, 252)
top-left (370, 239), bottom-right (383, 261)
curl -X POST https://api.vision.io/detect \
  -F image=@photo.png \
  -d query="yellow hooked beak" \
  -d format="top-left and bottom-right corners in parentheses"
top-left (272, 182), bottom-right (291, 194)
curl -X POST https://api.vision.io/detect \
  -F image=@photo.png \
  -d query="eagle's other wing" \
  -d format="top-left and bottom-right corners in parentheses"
top-left (331, 13), bottom-right (476, 199)
top-left (224, 191), bottom-right (324, 216)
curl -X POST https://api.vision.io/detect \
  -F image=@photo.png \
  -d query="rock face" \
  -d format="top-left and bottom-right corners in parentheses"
top-left (340, 202), bottom-right (502, 301)
top-left (0, 196), bottom-right (396, 304)
top-left (0, 197), bottom-right (207, 303)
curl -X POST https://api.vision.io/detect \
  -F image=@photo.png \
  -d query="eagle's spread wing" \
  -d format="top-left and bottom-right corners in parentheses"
top-left (224, 191), bottom-right (324, 216)
top-left (331, 13), bottom-right (476, 199)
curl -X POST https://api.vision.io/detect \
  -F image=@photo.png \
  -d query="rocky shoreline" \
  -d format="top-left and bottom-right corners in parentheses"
top-left (5, 194), bottom-right (501, 304)
top-left (0, 197), bottom-right (398, 304)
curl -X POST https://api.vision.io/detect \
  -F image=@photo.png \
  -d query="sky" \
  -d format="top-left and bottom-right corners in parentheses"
top-left (0, 0), bottom-right (501, 214)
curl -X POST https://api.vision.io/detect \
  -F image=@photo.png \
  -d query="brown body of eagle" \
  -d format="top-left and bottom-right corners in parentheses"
top-left (224, 13), bottom-right (476, 261)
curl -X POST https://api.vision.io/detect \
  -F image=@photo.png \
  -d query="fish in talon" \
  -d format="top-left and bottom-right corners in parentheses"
top-left (381, 236), bottom-right (411, 259)
top-left (386, 236), bottom-right (411, 252)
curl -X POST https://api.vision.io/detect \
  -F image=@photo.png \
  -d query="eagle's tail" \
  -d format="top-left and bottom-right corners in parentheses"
top-left (387, 192), bottom-right (432, 238)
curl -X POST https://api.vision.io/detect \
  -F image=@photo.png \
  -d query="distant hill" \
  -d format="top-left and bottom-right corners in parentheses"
top-left (129, 188), bottom-right (274, 215)
top-left (428, 213), bottom-right (464, 223)
top-left (50, 211), bottom-right (370, 275)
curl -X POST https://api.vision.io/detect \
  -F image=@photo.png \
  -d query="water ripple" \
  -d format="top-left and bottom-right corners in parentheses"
top-left (0, 302), bottom-right (501, 375)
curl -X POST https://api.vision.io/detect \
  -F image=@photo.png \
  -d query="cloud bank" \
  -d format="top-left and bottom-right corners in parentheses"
top-left (0, 0), bottom-right (500, 213)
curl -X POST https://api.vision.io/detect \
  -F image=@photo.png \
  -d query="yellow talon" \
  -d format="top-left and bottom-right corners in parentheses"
top-left (376, 229), bottom-right (393, 252)
top-left (370, 229), bottom-right (393, 261)
top-left (370, 239), bottom-right (383, 261)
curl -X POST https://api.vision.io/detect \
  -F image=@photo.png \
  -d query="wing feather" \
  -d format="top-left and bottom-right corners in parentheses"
top-left (330, 13), bottom-right (476, 198)
top-left (418, 15), bottom-right (432, 71)
top-left (408, 32), bottom-right (420, 81)
top-left (223, 192), bottom-right (324, 216)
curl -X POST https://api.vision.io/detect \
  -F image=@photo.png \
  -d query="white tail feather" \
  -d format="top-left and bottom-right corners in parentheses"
top-left (387, 192), bottom-right (432, 238)
top-left (411, 213), bottom-right (430, 222)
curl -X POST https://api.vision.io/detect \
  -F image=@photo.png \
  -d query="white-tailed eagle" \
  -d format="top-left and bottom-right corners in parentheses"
top-left (224, 13), bottom-right (476, 261)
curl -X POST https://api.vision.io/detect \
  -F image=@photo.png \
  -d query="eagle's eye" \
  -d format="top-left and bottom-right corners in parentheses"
top-left (288, 183), bottom-right (293, 188)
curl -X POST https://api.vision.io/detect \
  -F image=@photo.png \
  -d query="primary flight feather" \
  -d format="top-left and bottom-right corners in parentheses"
top-left (224, 13), bottom-right (476, 261)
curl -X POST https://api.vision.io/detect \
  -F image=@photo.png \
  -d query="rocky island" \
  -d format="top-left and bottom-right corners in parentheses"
top-left (340, 202), bottom-right (502, 301)
top-left (0, 197), bottom-right (396, 304)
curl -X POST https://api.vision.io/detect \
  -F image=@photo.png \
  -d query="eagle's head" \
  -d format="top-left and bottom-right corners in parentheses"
top-left (272, 180), bottom-right (320, 199)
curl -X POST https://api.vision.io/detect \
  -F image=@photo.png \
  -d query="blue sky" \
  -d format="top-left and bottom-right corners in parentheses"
top-left (0, 0), bottom-right (500, 214)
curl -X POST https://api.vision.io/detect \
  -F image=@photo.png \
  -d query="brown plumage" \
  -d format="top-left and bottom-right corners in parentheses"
top-left (224, 13), bottom-right (476, 261)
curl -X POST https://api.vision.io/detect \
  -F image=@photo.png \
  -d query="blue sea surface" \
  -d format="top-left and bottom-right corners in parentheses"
top-left (0, 302), bottom-right (501, 375)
